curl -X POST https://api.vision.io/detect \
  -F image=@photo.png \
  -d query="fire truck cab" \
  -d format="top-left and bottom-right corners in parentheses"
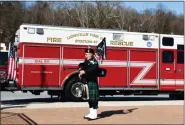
top-left (0, 43), bottom-right (8, 90)
top-left (5, 24), bottom-right (184, 100)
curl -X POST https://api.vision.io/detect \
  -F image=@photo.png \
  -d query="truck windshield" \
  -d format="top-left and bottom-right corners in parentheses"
top-left (0, 52), bottom-right (8, 66)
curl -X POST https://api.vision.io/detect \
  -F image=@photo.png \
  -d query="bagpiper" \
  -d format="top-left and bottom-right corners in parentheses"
top-left (78, 48), bottom-right (100, 120)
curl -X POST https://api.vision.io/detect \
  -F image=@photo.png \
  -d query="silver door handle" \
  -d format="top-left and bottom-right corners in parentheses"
top-left (177, 68), bottom-right (181, 72)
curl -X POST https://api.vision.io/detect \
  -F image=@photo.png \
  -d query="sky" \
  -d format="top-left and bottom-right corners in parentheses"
top-left (124, 2), bottom-right (184, 15)
top-left (24, 1), bottom-right (184, 15)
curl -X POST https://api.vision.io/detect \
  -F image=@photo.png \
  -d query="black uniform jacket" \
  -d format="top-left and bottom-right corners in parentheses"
top-left (78, 57), bottom-right (99, 82)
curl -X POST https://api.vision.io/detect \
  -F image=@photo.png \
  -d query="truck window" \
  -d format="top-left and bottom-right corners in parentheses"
top-left (143, 35), bottom-right (149, 40)
top-left (162, 37), bottom-right (174, 46)
top-left (177, 45), bottom-right (184, 50)
top-left (0, 52), bottom-right (8, 66)
top-left (177, 51), bottom-right (184, 64)
top-left (162, 50), bottom-right (174, 63)
top-left (113, 33), bottom-right (123, 40)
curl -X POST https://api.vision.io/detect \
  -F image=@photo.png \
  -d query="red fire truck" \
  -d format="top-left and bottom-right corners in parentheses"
top-left (0, 43), bottom-right (8, 90)
top-left (5, 24), bottom-right (184, 100)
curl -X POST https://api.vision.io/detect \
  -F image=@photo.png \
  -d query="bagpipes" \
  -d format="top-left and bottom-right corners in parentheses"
top-left (78, 37), bottom-right (107, 100)
top-left (94, 37), bottom-right (107, 77)
top-left (78, 63), bottom-right (89, 100)
top-left (78, 62), bottom-right (107, 100)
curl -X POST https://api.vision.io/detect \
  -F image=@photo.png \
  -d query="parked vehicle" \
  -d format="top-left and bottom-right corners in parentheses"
top-left (5, 24), bottom-right (184, 100)
top-left (0, 43), bottom-right (8, 90)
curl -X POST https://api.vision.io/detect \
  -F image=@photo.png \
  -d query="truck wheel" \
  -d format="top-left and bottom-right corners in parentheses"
top-left (0, 82), bottom-right (6, 91)
top-left (64, 76), bottom-right (84, 101)
top-left (176, 93), bottom-right (184, 100)
top-left (169, 94), bottom-right (176, 100)
top-left (169, 93), bottom-right (184, 100)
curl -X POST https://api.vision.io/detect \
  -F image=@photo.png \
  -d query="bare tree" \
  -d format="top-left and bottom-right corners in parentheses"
top-left (0, 1), bottom-right (184, 46)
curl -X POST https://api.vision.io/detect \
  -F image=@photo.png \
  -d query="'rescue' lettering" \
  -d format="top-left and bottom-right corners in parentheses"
top-left (110, 41), bottom-right (133, 46)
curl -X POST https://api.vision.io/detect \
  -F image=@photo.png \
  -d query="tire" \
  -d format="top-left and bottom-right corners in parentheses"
top-left (176, 93), bottom-right (184, 100)
top-left (169, 94), bottom-right (176, 100)
top-left (169, 93), bottom-right (184, 100)
top-left (64, 76), bottom-right (84, 101)
top-left (0, 82), bottom-right (6, 91)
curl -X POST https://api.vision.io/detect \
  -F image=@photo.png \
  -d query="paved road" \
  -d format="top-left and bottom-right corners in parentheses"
top-left (1, 91), bottom-right (183, 124)
top-left (1, 91), bottom-right (169, 101)
top-left (1, 91), bottom-right (50, 101)
top-left (2, 91), bottom-right (183, 110)
top-left (2, 105), bottom-right (183, 124)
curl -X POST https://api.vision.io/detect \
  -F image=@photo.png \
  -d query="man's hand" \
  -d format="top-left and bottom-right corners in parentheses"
top-left (79, 70), bottom-right (85, 78)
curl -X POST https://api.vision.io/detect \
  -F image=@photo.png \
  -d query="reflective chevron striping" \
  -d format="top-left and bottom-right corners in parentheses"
top-left (18, 58), bottom-right (184, 85)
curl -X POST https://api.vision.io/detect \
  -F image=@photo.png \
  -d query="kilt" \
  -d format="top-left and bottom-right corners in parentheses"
top-left (87, 81), bottom-right (99, 100)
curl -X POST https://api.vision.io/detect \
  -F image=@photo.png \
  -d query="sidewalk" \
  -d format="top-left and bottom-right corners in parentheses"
top-left (1, 105), bottom-right (183, 124)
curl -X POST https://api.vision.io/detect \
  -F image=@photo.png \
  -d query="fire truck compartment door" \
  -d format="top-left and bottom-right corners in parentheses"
top-left (22, 45), bottom-right (61, 87)
top-left (160, 50), bottom-right (176, 85)
top-left (129, 50), bottom-right (158, 87)
top-left (175, 45), bottom-right (184, 87)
